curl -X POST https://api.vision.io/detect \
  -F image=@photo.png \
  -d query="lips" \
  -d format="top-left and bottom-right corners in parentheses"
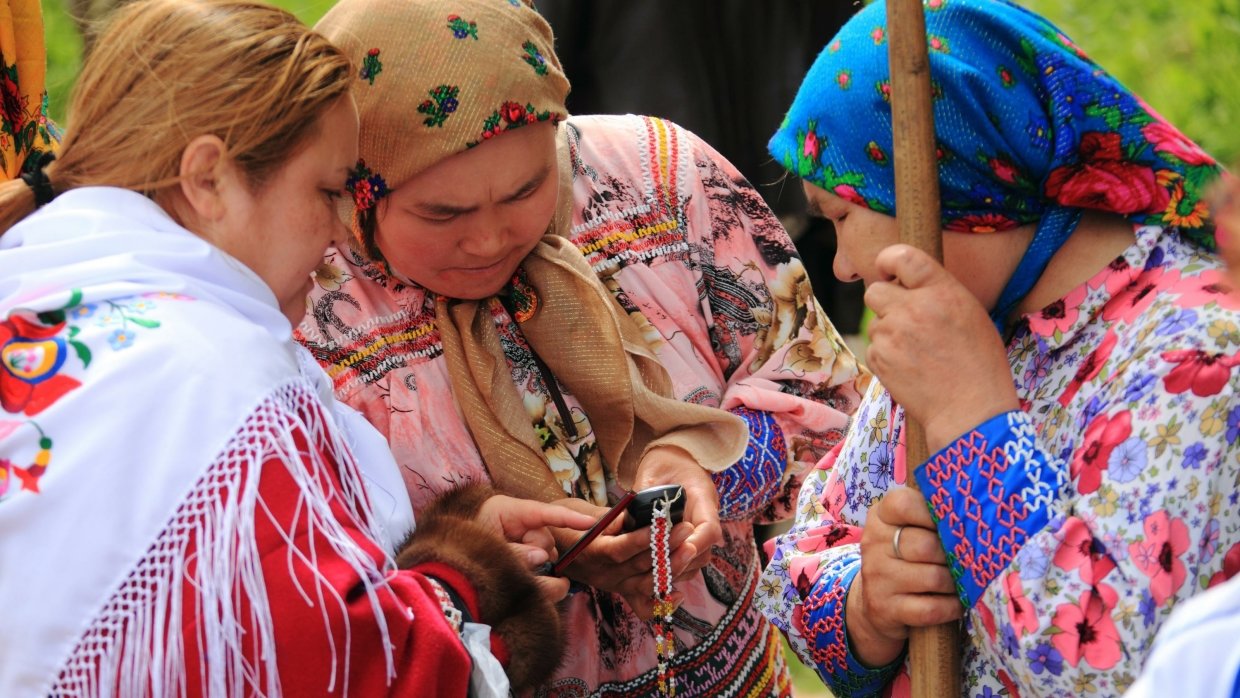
top-left (454, 258), bottom-right (507, 273)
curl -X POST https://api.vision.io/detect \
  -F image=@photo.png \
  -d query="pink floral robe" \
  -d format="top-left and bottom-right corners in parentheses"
top-left (299, 114), bottom-right (866, 697)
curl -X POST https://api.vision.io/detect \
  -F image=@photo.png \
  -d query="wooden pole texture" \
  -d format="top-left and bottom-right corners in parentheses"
top-left (885, 0), bottom-right (962, 696)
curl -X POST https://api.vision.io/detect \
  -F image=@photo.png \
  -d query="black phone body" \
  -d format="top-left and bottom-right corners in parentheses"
top-left (624, 484), bottom-right (685, 530)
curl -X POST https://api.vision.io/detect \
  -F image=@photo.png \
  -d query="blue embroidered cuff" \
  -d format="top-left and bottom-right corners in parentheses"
top-left (914, 410), bottom-right (1064, 607)
top-left (799, 554), bottom-right (903, 697)
top-left (712, 407), bottom-right (788, 520)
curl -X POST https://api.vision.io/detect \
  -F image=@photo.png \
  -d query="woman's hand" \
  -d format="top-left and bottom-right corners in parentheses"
top-left (547, 497), bottom-right (690, 619)
top-left (635, 445), bottom-right (723, 581)
top-left (846, 487), bottom-right (962, 667)
top-left (476, 494), bottom-right (596, 602)
top-left (864, 244), bottom-right (1020, 452)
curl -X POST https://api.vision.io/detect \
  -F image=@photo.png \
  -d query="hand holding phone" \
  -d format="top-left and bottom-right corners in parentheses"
top-left (539, 485), bottom-right (685, 577)
top-left (623, 484), bottom-right (685, 530)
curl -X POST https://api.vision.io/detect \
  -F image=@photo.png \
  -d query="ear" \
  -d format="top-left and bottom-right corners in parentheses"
top-left (177, 134), bottom-right (230, 226)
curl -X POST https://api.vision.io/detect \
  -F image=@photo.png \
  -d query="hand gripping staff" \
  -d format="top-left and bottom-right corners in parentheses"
top-left (886, 0), bottom-right (962, 695)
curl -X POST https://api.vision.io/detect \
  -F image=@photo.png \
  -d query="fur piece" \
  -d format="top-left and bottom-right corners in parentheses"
top-left (396, 484), bottom-right (564, 691)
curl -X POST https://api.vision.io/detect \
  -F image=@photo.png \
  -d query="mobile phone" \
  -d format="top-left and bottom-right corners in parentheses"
top-left (623, 484), bottom-right (685, 531)
top-left (537, 485), bottom-right (686, 576)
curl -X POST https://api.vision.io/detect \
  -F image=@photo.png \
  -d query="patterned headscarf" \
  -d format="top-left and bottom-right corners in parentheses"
top-left (772, 0), bottom-right (1222, 325)
top-left (316, 0), bottom-right (569, 243)
top-left (0, 0), bottom-right (58, 180)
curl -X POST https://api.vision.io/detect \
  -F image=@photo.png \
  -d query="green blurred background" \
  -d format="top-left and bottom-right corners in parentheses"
top-left (36, 1), bottom-right (1240, 696)
top-left (43, 0), bottom-right (1240, 166)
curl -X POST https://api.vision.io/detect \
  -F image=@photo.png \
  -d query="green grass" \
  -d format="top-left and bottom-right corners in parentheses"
top-left (42, 0), bottom-right (336, 124)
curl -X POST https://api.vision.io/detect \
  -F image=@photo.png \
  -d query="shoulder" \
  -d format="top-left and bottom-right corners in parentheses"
top-left (566, 113), bottom-right (709, 178)
top-left (55, 292), bottom-right (301, 407)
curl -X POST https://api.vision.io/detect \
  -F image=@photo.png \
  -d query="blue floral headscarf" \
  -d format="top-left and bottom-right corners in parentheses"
top-left (773, 0), bottom-right (1222, 325)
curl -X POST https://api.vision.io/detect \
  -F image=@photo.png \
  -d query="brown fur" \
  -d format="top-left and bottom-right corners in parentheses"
top-left (395, 484), bottom-right (564, 691)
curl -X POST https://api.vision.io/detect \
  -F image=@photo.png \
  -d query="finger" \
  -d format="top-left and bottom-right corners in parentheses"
top-left (876, 560), bottom-right (957, 596)
top-left (533, 575), bottom-right (572, 603)
top-left (863, 279), bottom-right (906, 320)
top-left (887, 592), bottom-right (964, 629)
top-left (581, 529), bottom-right (656, 567)
top-left (889, 526), bottom-right (949, 567)
top-left (516, 502), bottom-right (599, 532)
top-left (681, 490), bottom-right (722, 554)
top-left (521, 526), bottom-right (558, 556)
top-left (874, 244), bottom-right (945, 290)
top-left (508, 542), bottom-right (550, 566)
top-left (879, 487), bottom-right (938, 529)
top-left (684, 519), bottom-right (722, 559)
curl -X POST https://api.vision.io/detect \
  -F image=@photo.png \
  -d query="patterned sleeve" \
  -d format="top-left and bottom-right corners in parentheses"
top-left (756, 441), bottom-right (903, 697)
top-left (916, 362), bottom-right (1240, 695)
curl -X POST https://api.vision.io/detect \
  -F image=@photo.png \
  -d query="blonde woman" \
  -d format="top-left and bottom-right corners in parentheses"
top-left (0, 0), bottom-right (598, 695)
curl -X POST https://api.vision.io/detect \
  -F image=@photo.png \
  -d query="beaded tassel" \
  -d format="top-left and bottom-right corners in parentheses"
top-left (650, 496), bottom-right (676, 697)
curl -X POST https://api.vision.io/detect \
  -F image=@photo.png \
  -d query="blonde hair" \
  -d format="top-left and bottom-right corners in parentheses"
top-left (0, 0), bottom-right (352, 232)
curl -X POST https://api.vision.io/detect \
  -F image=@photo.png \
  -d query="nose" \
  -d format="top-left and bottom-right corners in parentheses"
top-left (833, 250), bottom-right (861, 283)
top-left (459, 212), bottom-right (507, 259)
top-left (330, 217), bottom-right (350, 252)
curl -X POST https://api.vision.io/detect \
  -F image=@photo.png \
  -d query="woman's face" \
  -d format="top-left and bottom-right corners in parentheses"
top-left (374, 122), bottom-right (560, 299)
top-left (221, 97), bottom-right (359, 318)
top-left (803, 181), bottom-right (1028, 310)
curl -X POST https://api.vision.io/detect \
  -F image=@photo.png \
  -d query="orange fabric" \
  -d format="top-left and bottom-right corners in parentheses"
top-left (0, 0), bottom-right (57, 180)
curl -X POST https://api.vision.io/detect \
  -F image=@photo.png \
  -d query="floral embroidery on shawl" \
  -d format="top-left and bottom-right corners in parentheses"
top-left (1, 290), bottom-right (186, 500)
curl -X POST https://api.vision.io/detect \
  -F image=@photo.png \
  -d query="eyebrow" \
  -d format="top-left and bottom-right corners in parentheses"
top-left (806, 197), bottom-right (825, 218)
top-left (415, 165), bottom-right (552, 217)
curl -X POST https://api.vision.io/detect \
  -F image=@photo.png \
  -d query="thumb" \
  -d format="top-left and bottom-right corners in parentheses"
top-left (874, 243), bottom-right (945, 290)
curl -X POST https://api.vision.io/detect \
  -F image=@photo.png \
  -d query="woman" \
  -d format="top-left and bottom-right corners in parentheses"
top-left (0, 1), bottom-right (596, 695)
top-left (299, 0), bottom-right (866, 694)
top-left (754, 0), bottom-right (1240, 695)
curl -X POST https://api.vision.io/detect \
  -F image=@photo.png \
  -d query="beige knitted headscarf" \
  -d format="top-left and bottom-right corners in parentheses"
top-left (316, 0), bottom-right (746, 503)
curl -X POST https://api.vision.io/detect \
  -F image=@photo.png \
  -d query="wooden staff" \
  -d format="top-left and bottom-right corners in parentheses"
top-left (885, 0), bottom-right (962, 696)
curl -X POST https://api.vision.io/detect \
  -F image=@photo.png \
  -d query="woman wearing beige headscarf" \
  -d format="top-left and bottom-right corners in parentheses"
top-left (299, 0), bottom-right (866, 694)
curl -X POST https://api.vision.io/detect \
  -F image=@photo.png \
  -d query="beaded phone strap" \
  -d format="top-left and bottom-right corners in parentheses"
top-left (650, 491), bottom-right (681, 697)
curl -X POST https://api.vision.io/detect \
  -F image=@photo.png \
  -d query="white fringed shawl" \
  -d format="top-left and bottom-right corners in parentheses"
top-left (0, 188), bottom-right (408, 696)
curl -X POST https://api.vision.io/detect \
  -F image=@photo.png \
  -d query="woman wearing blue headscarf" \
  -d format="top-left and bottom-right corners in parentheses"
top-left (753, 0), bottom-right (1240, 695)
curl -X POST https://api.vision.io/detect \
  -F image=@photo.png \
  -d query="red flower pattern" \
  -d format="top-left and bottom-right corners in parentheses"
top-left (1, 314), bottom-right (81, 416)
top-left (1142, 122), bottom-right (1215, 167)
top-left (1052, 516), bottom-right (1116, 585)
top-left (1161, 349), bottom-right (1240, 397)
top-left (1058, 330), bottom-right (1118, 406)
top-left (1069, 410), bottom-right (1131, 494)
top-left (1051, 584), bottom-right (1122, 670)
top-left (1128, 511), bottom-right (1190, 606)
top-left (1044, 132), bottom-right (1170, 216)
top-left (1004, 570), bottom-right (1038, 637)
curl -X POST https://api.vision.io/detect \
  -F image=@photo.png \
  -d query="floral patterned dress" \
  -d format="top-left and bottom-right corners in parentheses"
top-left (756, 223), bottom-right (1240, 697)
top-left (299, 114), bottom-right (866, 697)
